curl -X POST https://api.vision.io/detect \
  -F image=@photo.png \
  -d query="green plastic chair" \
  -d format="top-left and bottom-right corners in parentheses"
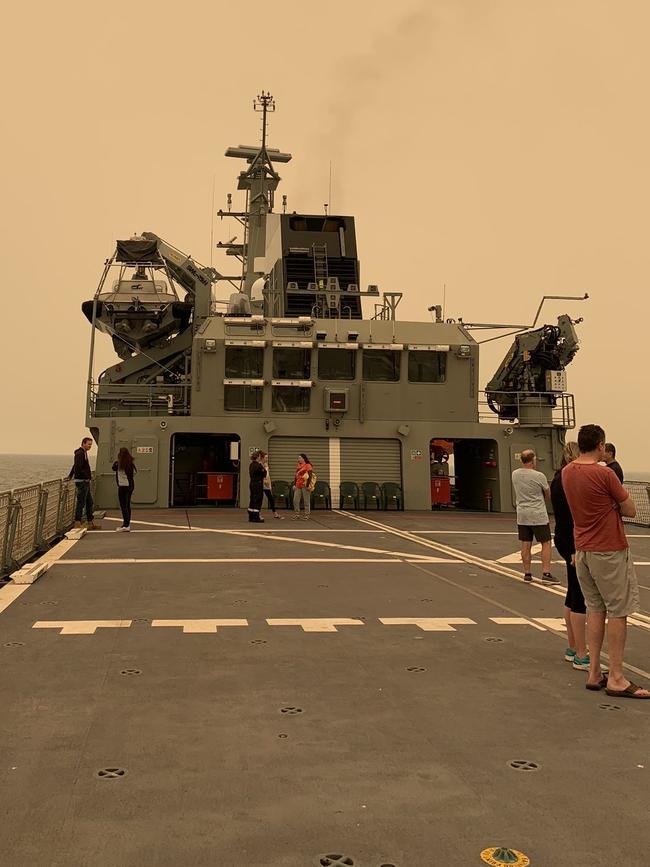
top-left (271, 479), bottom-right (292, 509)
top-left (339, 481), bottom-right (360, 510)
top-left (382, 481), bottom-right (404, 510)
top-left (310, 480), bottom-right (332, 510)
top-left (361, 481), bottom-right (382, 510)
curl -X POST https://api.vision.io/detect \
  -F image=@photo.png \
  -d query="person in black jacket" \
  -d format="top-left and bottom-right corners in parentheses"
top-left (248, 451), bottom-right (266, 523)
top-left (112, 448), bottom-right (137, 531)
top-left (550, 441), bottom-right (588, 670)
top-left (604, 442), bottom-right (624, 483)
top-left (68, 437), bottom-right (98, 529)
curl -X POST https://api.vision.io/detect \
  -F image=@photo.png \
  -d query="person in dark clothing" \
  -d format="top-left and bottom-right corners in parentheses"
top-left (112, 448), bottom-right (137, 531)
top-left (68, 437), bottom-right (98, 529)
top-left (604, 443), bottom-right (624, 482)
top-left (550, 441), bottom-right (588, 669)
top-left (248, 451), bottom-right (266, 523)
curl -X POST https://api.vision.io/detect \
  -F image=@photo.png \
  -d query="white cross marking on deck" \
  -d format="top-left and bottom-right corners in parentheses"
top-left (266, 618), bottom-right (364, 632)
top-left (533, 618), bottom-right (568, 631)
top-left (151, 619), bottom-right (248, 633)
top-left (379, 617), bottom-right (476, 631)
top-left (490, 617), bottom-right (547, 631)
top-left (32, 620), bottom-right (132, 635)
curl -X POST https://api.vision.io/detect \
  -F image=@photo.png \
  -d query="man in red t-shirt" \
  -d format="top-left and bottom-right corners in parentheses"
top-left (562, 424), bottom-right (648, 699)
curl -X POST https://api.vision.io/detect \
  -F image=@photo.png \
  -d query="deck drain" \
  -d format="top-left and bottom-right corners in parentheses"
top-left (406, 666), bottom-right (426, 672)
top-left (280, 706), bottom-right (303, 715)
top-left (96, 767), bottom-right (126, 779)
top-left (508, 760), bottom-right (539, 772)
top-left (3, 641), bottom-right (24, 647)
top-left (278, 733), bottom-right (288, 738)
top-left (251, 639), bottom-right (267, 645)
top-left (120, 669), bottom-right (142, 676)
top-left (485, 637), bottom-right (504, 643)
top-left (39, 601), bottom-right (58, 606)
top-left (317, 584), bottom-right (329, 588)
top-left (319, 856), bottom-right (354, 866)
top-left (599, 703), bottom-right (622, 711)
top-left (233, 599), bottom-right (248, 604)
top-left (133, 618), bottom-right (149, 624)
top-left (420, 598), bottom-right (433, 602)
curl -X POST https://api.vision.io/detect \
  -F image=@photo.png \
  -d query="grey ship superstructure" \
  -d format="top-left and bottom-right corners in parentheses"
top-left (84, 93), bottom-right (585, 512)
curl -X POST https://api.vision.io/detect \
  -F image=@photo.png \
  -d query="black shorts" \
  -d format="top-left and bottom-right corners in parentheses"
top-left (518, 524), bottom-right (551, 543)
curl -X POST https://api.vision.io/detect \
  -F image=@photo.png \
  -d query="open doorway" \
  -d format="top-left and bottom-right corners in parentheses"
top-left (430, 438), bottom-right (500, 511)
top-left (171, 433), bottom-right (241, 507)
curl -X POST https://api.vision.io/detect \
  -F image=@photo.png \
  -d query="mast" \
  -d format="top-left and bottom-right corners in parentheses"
top-left (219, 91), bottom-right (292, 297)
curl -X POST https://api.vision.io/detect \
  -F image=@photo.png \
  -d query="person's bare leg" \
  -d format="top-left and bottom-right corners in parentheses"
top-left (585, 611), bottom-right (606, 687)
top-left (570, 611), bottom-right (587, 658)
top-left (606, 616), bottom-right (650, 695)
top-left (564, 606), bottom-right (576, 651)
top-left (521, 541), bottom-right (532, 575)
top-left (541, 541), bottom-right (552, 574)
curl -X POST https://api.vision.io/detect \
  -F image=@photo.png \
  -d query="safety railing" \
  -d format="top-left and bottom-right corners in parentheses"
top-left (623, 481), bottom-right (650, 528)
top-left (0, 476), bottom-right (95, 579)
top-left (478, 391), bottom-right (576, 428)
top-left (88, 381), bottom-right (190, 417)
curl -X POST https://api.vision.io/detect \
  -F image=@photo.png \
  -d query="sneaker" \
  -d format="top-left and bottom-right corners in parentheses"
top-left (565, 648), bottom-right (577, 662)
top-left (523, 573), bottom-right (533, 583)
top-left (87, 522), bottom-right (100, 531)
top-left (302, 514), bottom-right (310, 520)
top-left (116, 526), bottom-right (127, 532)
top-left (292, 514), bottom-right (301, 520)
top-left (572, 654), bottom-right (591, 670)
top-left (542, 573), bottom-right (561, 585)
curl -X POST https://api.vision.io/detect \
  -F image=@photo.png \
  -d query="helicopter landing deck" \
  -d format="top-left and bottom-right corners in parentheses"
top-left (1, 510), bottom-right (649, 866)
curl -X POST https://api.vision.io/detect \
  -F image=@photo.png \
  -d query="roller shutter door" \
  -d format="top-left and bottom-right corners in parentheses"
top-left (340, 438), bottom-right (402, 486)
top-left (268, 437), bottom-right (331, 486)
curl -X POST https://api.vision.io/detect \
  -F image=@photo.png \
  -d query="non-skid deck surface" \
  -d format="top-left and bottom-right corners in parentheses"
top-left (1, 509), bottom-right (649, 866)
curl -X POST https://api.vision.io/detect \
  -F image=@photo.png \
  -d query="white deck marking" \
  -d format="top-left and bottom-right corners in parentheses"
top-left (379, 617), bottom-right (476, 631)
top-left (105, 516), bottom-right (438, 560)
top-left (0, 583), bottom-right (31, 614)
top-left (53, 557), bottom-right (423, 565)
top-left (266, 618), bottom-right (364, 632)
top-left (151, 619), bottom-right (248, 633)
top-left (533, 618), bottom-right (568, 631)
top-left (497, 544), bottom-right (541, 564)
top-left (490, 617), bottom-right (546, 631)
top-left (33, 620), bottom-right (132, 635)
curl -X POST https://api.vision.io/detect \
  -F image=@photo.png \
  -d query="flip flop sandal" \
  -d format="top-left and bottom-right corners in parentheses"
top-left (585, 674), bottom-right (608, 691)
top-left (604, 681), bottom-right (650, 699)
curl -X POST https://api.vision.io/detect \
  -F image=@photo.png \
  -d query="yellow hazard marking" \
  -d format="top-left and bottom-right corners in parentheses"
top-left (480, 847), bottom-right (530, 866)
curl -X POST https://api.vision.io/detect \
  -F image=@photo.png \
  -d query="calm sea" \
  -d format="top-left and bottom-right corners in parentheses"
top-left (0, 454), bottom-right (97, 492)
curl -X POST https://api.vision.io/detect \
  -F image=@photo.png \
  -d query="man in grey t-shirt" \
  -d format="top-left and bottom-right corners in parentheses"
top-left (511, 449), bottom-right (558, 585)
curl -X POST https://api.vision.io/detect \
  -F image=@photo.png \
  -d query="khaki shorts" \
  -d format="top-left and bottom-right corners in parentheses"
top-left (575, 549), bottom-right (640, 618)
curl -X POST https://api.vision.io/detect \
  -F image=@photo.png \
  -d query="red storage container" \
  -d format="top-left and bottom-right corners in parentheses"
top-left (431, 478), bottom-right (451, 505)
top-left (207, 473), bottom-right (235, 500)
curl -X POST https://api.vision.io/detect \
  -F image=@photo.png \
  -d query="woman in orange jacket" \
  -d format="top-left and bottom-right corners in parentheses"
top-left (292, 453), bottom-right (313, 520)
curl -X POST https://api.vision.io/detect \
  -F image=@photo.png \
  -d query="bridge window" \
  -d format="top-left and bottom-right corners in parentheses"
top-left (225, 346), bottom-right (263, 379)
top-left (224, 385), bottom-right (263, 412)
top-left (273, 347), bottom-right (311, 379)
top-left (272, 386), bottom-right (310, 413)
top-left (362, 349), bottom-right (401, 382)
top-left (318, 348), bottom-right (356, 381)
top-left (408, 350), bottom-right (447, 383)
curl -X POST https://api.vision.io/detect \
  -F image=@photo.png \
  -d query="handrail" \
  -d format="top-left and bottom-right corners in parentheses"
top-left (0, 475), bottom-right (97, 580)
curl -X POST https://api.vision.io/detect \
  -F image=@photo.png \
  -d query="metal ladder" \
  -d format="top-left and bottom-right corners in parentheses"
top-left (312, 244), bottom-right (328, 289)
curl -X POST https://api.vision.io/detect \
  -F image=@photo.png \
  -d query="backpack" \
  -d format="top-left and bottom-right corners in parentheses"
top-left (306, 470), bottom-right (317, 492)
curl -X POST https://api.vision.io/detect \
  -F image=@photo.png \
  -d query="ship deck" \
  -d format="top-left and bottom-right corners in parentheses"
top-left (2, 509), bottom-right (650, 867)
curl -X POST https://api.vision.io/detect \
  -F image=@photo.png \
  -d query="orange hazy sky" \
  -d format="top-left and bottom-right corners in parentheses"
top-left (1, 0), bottom-right (648, 465)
